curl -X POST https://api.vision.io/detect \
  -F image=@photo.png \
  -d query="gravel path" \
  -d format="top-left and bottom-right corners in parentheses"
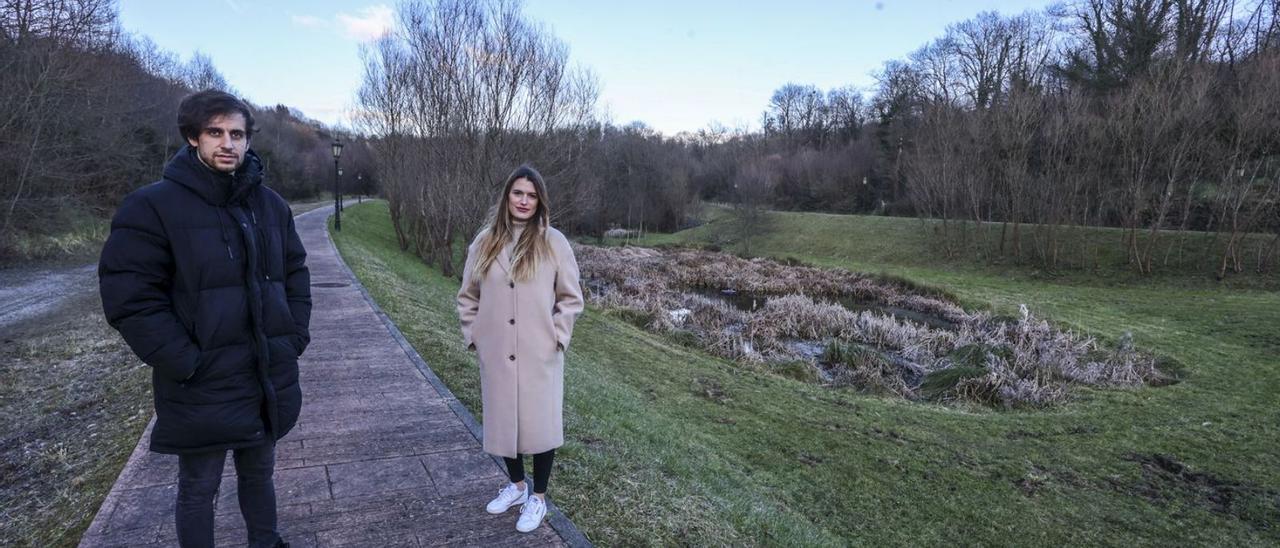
top-left (0, 263), bottom-right (97, 334)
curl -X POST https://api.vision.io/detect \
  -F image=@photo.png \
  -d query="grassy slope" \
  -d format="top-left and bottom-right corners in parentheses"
top-left (333, 202), bottom-right (1279, 547)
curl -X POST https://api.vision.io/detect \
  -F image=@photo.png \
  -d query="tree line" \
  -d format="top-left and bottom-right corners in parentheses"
top-left (883, 0), bottom-right (1280, 277)
top-left (365, 0), bottom-right (1279, 279)
top-left (696, 0), bottom-right (1280, 277)
top-left (0, 0), bottom-right (371, 260)
top-left (13, 0), bottom-right (1274, 278)
top-left (357, 0), bottom-right (878, 276)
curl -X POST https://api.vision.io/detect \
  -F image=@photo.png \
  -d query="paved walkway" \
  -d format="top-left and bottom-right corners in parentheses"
top-left (81, 205), bottom-right (583, 547)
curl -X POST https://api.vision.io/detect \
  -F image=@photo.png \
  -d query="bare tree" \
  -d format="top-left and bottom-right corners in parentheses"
top-left (762, 83), bottom-right (826, 147)
top-left (1214, 50), bottom-right (1280, 277)
top-left (824, 86), bottom-right (864, 143)
top-left (1172, 0), bottom-right (1230, 62)
top-left (731, 154), bottom-right (777, 255)
top-left (1056, 0), bottom-right (1176, 92)
top-left (356, 0), bottom-right (598, 277)
top-left (0, 0), bottom-right (125, 239)
top-left (903, 103), bottom-right (975, 257)
top-left (948, 11), bottom-right (1013, 109)
top-left (356, 35), bottom-right (414, 251)
top-left (909, 38), bottom-right (961, 107)
top-left (183, 51), bottom-right (230, 93)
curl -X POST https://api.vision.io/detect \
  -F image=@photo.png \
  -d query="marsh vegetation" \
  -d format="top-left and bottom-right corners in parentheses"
top-left (578, 244), bottom-right (1171, 407)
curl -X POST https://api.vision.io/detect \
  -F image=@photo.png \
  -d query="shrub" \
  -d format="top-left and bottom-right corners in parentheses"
top-left (821, 343), bottom-right (912, 397)
top-left (920, 367), bottom-right (989, 402)
top-left (771, 360), bottom-right (823, 383)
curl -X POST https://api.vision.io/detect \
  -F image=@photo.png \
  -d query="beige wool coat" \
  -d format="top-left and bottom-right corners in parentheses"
top-left (457, 225), bottom-right (584, 458)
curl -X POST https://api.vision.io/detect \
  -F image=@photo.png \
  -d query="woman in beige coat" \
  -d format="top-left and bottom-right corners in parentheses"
top-left (456, 164), bottom-right (584, 533)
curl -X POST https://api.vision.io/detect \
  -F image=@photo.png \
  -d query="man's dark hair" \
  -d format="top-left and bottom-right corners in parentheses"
top-left (177, 89), bottom-right (256, 142)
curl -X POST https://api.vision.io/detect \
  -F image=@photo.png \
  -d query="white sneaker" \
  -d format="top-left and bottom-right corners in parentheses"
top-left (485, 482), bottom-right (528, 514)
top-left (516, 495), bottom-right (547, 533)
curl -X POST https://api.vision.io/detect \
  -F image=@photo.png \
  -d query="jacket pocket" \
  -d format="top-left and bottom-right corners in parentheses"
top-left (180, 350), bottom-right (213, 386)
top-left (270, 337), bottom-right (300, 361)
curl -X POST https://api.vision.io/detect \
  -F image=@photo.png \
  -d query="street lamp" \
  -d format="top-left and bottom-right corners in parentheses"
top-left (332, 138), bottom-right (343, 231)
top-left (357, 173), bottom-right (363, 204)
top-left (337, 167), bottom-right (344, 213)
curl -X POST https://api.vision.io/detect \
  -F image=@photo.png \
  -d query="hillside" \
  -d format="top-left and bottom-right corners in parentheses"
top-left (333, 202), bottom-right (1280, 546)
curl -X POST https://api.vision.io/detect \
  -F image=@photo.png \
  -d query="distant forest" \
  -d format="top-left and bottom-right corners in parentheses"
top-left (361, 0), bottom-right (1278, 278)
top-left (4, 0), bottom-right (1278, 277)
top-left (0, 0), bottom-right (376, 260)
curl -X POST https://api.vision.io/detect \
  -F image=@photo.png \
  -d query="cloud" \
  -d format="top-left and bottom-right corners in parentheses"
top-left (336, 5), bottom-right (394, 41)
top-left (224, 0), bottom-right (244, 14)
top-left (291, 14), bottom-right (328, 29)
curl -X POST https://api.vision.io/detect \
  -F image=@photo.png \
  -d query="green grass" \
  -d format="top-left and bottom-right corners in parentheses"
top-left (0, 291), bottom-right (152, 547)
top-left (0, 212), bottom-right (110, 266)
top-left (333, 202), bottom-right (1280, 547)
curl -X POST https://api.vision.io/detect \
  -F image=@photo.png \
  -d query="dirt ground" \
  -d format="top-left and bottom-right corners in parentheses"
top-left (0, 264), bottom-right (96, 333)
top-left (0, 287), bottom-right (151, 547)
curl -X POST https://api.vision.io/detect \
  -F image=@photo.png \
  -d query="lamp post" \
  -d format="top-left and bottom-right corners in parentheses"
top-left (357, 173), bottom-right (363, 204)
top-left (337, 167), bottom-right (344, 214)
top-left (332, 138), bottom-right (343, 231)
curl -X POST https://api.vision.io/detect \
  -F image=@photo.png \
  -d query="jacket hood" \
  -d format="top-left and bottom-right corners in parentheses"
top-left (164, 145), bottom-right (264, 206)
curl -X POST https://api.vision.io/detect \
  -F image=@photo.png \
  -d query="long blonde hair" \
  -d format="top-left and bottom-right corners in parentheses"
top-left (474, 165), bottom-right (554, 282)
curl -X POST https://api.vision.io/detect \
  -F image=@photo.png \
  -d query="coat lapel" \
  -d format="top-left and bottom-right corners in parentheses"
top-left (495, 244), bottom-right (511, 276)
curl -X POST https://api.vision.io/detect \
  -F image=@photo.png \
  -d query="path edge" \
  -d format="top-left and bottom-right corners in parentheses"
top-left (323, 210), bottom-right (594, 548)
top-left (78, 418), bottom-right (158, 546)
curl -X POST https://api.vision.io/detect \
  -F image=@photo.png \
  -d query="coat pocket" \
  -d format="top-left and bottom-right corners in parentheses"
top-left (165, 350), bottom-right (202, 384)
top-left (268, 336), bottom-right (300, 364)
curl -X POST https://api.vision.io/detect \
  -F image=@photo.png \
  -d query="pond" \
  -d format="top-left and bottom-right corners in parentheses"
top-left (575, 243), bottom-right (1167, 407)
top-left (692, 287), bottom-right (959, 331)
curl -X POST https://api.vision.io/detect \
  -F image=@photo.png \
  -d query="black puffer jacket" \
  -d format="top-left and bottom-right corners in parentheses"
top-left (99, 146), bottom-right (311, 454)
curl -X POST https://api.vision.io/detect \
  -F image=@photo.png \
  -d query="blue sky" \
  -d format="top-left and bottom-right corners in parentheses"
top-left (117, 0), bottom-right (1055, 135)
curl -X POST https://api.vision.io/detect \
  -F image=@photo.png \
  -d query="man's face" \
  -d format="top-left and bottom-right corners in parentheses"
top-left (187, 112), bottom-right (248, 173)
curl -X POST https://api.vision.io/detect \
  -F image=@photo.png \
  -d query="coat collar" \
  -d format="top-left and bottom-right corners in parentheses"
top-left (164, 145), bottom-right (264, 207)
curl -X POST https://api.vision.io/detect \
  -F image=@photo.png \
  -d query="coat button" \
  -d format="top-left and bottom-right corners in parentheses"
top-left (508, 355), bottom-right (516, 361)
top-left (509, 319), bottom-right (515, 325)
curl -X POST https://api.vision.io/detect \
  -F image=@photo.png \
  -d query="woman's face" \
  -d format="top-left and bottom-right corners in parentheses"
top-left (507, 177), bottom-right (538, 222)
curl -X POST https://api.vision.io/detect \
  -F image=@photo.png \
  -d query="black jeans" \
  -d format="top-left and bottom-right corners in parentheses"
top-left (176, 442), bottom-right (280, 548)
top-left (503, 449), bottom-right (555, 494)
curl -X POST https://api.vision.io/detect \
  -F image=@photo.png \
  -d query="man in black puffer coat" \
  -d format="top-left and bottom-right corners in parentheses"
top-left (99, 90), bottom-right (309, 548)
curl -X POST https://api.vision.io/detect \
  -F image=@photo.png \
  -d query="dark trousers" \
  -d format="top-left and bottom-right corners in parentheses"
top-left (176, 442), bottom-right (280, 548)
top-left (503, 449), bottom-right (555, 494)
